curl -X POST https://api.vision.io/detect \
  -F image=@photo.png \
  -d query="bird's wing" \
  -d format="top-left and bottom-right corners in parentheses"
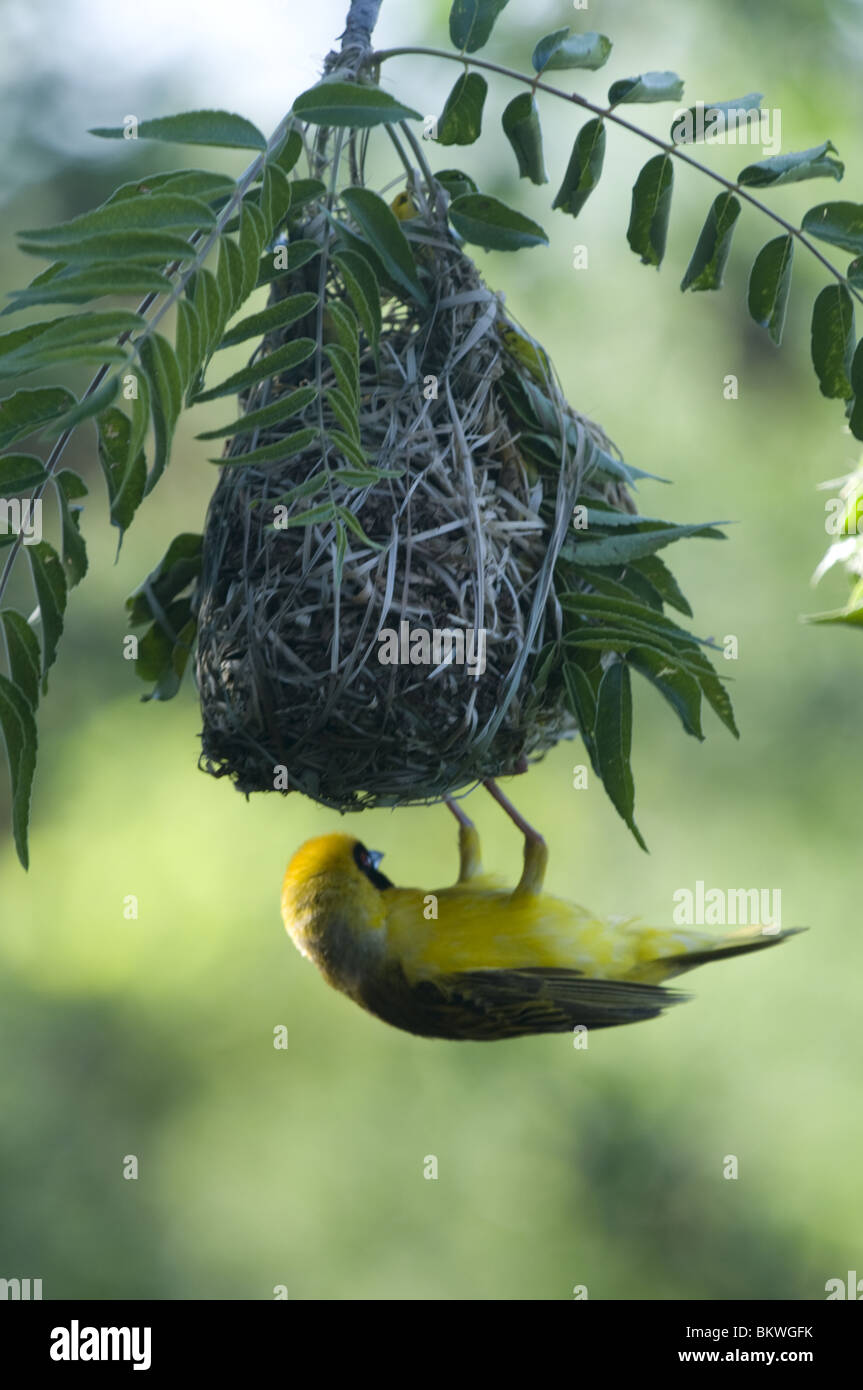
top-left (363, 964), bottom-right (689, 1041)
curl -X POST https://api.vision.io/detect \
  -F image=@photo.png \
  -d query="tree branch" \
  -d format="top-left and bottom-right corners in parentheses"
top-left (341, 0), bottom-right (383, 54)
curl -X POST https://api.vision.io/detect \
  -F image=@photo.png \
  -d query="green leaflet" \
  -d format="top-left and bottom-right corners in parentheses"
top-left (738, 141), bottom-right (844, 188)
top-left (595, 662), bottom-right (646, 850)
top-left (0, 671), bottom-right (38, 868)
top-left (340, 187), bottom-right (428, 305)
top-left (532, 29), bottom-right (612, 73)
top-left (0, 455), bottom-right (48, 493)
top-left (90, 110), bottom-right (267, 150)
top-left (292, 81), bottom-right (422, 128)
top-left (811, 284), bottom-right (855, 399)
top-left (217, 292), bottom-right (318, 350)
top-left (801, 201), bottom-right (863, 257)
top-left (552, 119), bottom-right (606, 218)
top-left (25, 541), bottom-right (67, 676)
top-left (627, 155), bottom-right (673, 267)
top-left (448, 194), bottom-right (548, 251)
top-left (0, 610), bottom-right (41, 709)
top-left (192, 339), bottom-right (315, 403)
top-left (54, 469), bottom-right (88, 587)
top-left (502, 93), bottom-right (547, 185)
top-left (138, 334), bottom-right (183, 492)
top-left (126, 533), bottom-right (203, 626)
top-left (747, 235), bottom-right (794, 346)
top-left (333, 251), bottom-right (382, 361)
top-left (196, 386), bottom-right (317, 441)
top-left (0, 388), bottom-right (76, 447)
top-left (449, 0), bottom-right (510, 53)
top-left (680, 193), bottom-right (741, 292)
top-left (97, 406), bottom-right (147, 534)
top-left (438, 73), bottom-right (487, 146)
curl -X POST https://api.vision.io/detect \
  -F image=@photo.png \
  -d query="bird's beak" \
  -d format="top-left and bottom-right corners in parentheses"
top-left (368, 850), bottom-right (384, 869)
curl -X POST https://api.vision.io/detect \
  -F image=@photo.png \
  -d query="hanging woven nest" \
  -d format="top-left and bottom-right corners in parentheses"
top-left (194, 109), bottom-right (635, 809)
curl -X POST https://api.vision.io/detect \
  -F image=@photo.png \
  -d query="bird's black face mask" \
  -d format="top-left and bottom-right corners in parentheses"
top-left (353, 841), bottom-right (394, 891)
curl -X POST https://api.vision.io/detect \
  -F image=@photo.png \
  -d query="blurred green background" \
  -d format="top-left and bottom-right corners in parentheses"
top-left (1, 0), bottom-right (862, 1300)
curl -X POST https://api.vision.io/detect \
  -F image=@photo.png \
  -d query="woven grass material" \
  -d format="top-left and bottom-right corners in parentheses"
top-left (195, 189), bottom-right (626, 808)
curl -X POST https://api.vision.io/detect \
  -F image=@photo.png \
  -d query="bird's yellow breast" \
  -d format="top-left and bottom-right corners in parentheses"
top-left (382, 877), bottom-right (681, 981)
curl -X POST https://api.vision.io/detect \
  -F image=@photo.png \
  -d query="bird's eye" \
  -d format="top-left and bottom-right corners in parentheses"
top-left (353, 840), bottom-right (394, 891)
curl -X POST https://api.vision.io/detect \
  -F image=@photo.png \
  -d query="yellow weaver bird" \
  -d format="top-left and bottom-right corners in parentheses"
top-left (281, 783), bottom-right (800, 1041)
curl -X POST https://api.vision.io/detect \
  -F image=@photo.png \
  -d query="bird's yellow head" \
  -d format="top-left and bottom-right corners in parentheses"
top-left (281, 833), bottom-right (394, 983)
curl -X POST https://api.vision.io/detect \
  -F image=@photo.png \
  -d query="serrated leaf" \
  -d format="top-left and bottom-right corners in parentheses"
top-left (670, 93), bottom-right (763, 144)
top-left (449, 0), bottom-right (509, 53)
top-left (292, 80), bottom-right (422, 128)
top-left (811, 284), bottom-right (855, 399)
top-left (631, 554), bottom-right (692, 616)
top-left (438, 73), bottom-right (487, 147)
top-left (26, 540), bottom-right (66, 675)
top-left (196, 384), bottom-right (316, 440)
top-left (0, 670), bottom-right (38, 867)
top-left (552, 118), bottom-right (605, 217)
top-left (217, 291), bottom-right (317, 350)
top-left (333, 251), bottom-right (382, 360)
top-left (54, 469), bottom-right (88, 586)
top-left (340, 187), bottom-right (428, 304)
top-left (738, 141), bottom-right (843, 188)
top-left (502, 93), bottom-right (547, 185)
top-left (97, 405), bottom-right (147, 533)
top-left (801, 201), bottom-right (863, 256)
top-left (448, 193), bottom-right (548, 251)
top-left (595, 661), bottom-right (645, 849)
top-left (680, 193), bottom-right (741, 292)
top-left (629, 647), bottom-right (703, 738)
top-left (747, 235), bottom-right (793, 345)
top-left (0, 454), bottom-right (48, 493)
top-left (215, 427), bottom-right (318, 467)
top-left (532, 28), bottom-right (612, 72)
top-left (4, 264), bottom-right (174, 312)
top-left (627, 154), bottom-right (673, 267)
top-left (90, 109), bottom-right (266, 150)
top-left (562, 660), bottom-right (599, 773)
top-left (562, 520), bottom-right (725, 567)
top-left (610, 72), bottom-right (684, 105)
top-left (0, 610), bottom-right (41, 709)
top-left (138, 333), bottom-right (183, 490)
top-left (0, 388), bottom-right (75, 447)
top-left (192, 338), bottom-right (315, 403)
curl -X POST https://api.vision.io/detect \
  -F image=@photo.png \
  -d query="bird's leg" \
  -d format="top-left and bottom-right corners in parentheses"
top-left (483, 778), bottom-right (548, 898)
top-left (445, 797), bottom-right (483, 882)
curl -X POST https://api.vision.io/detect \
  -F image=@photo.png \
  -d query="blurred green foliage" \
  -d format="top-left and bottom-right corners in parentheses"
top-left (1, 0), bottom-right (862, 1300)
